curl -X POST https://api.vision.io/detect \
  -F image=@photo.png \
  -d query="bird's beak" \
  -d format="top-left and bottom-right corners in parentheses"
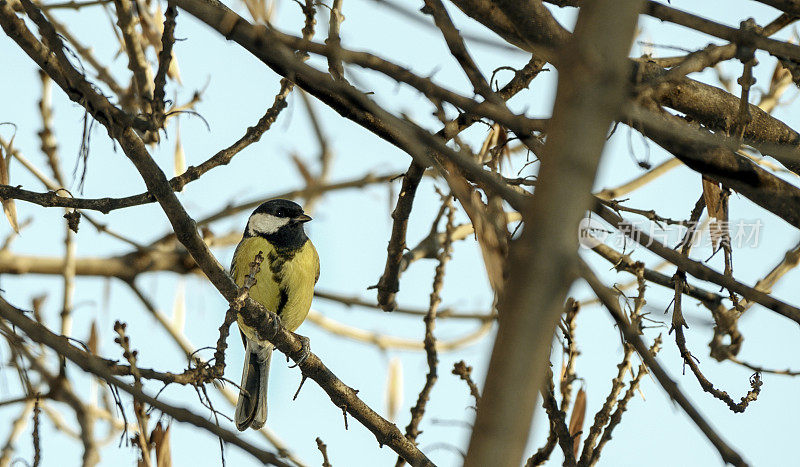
top-left (294, 213), bottom-right (312, 223)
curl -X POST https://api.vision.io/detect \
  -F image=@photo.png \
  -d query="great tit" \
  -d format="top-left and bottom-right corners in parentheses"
top-left (231, 199), bottom-right (319, 431)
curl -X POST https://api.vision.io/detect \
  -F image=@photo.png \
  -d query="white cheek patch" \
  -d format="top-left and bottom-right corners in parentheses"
top-left (247, 213), bottom-right (290, 236)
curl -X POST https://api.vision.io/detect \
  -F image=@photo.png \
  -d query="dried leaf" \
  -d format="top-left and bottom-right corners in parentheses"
top-left (0, 143), bottom-right (19, 233)
top-left (265, 0), bottom-right (276, 22)
top-left (1, 197), bottom-right (18, 234)
top-left (87, 321), bottom-right (99, 355)
top-left (167, 55), bottom-right (182, 85)
top-left (152, 5), bottom-right (164, 41)
top-left (477, 124), bottom-right (499, 163)
top-left (172, 280), bottom-right (185, 333)
top-left (150, 422), bottom-right (172, 467)
top-left (31, 295), bottom-right (46, 324)
top-left (242, 0), bottom-right (260, 23)
top-left (569, 388), bottom-right (587, 459)
top-left (471, 200), bottom-right (506, 294)
top-left (385, 357), bottom-right (403, 422)
top-left (242, 0), bottom-right (272, 23)
top-left (173, 121), bottom-right (186, 176)
top-left (777, 57), bottom-right (800, 86)
top-left (769, 60), bottom-right (792, 90)
top-left (493, 125), bottom-right (511, 171)
top-left (759, 55), bottom-right (793, 113)
top-left (702, 177), bottom-right (728, 250)
top-left (446, 168), bottom-right (507, 296)
top-left (139, 5), bottom-right (160, 50)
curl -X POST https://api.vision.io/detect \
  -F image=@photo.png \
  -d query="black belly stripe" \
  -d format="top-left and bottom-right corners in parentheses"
top-left (270, 257), bottom-right (283, 285)
top-left (267, 247), bottom-right (299, 317)
top-left (276, 287), bottom-right (290, 316)
top-left (267, 251), bottom-right (283, 275)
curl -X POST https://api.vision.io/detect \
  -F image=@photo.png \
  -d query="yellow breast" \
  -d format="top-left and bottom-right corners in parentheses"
top-left (231, 236), bottom-right (319, 341)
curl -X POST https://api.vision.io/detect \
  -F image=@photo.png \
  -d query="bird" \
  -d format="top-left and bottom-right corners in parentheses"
top-left (230, 199), bottom-right (319, 431)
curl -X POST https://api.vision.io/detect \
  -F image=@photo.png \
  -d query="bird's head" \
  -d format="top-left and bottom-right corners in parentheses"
top-left (245, 199), bottom-right (312, 240)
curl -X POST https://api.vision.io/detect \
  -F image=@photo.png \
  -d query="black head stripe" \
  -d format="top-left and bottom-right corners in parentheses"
top-left (250, 199), bottom-right (309, 248)
top-left (253, 199), bottom-right (304, 218)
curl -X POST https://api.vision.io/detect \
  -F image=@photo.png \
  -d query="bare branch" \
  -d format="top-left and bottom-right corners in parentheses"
top-left (578, 258), bottom-right (747, 467)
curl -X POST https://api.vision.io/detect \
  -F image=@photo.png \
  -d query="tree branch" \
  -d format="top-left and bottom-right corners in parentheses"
top-left (464, 1), bottom-right (643, 465)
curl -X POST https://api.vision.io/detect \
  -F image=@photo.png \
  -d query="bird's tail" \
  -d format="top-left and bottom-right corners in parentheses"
top-left (235, 339), bottom-right (272, 431)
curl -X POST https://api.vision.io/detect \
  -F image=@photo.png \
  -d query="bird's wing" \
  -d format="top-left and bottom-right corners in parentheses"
top-left (312, 241), bottom-right (320, 284)
top-left (232, 237), bottom-right (283, 339)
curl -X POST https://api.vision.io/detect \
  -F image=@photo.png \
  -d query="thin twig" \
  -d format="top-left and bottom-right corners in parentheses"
top-left (396, 197), bottom-right (454, 467)
top-left (0, 298), bottom-right (290, 466)
top-left (316, 437), bottom-right (332, 467)
top-left (577, 344), bottom-right (634, 465)
top-left (540, 367), bottom-right (576, 466)
top-left (151, 4), bottom-right (177, 126)
top-left (0, 399), bottom-right (35, 466)
top-left (114, 321), bottom-right (152, 467)
top-left (595, 205), bottom-right (800, 326)
top-left (113, 0), bottom-right (154, 112)
top-left (589, 336), bottom-right (663, 466)
top-left (32, 396), bottom-right (41, 467)
top-left (451, 361), bottom-right (480, 403)
top-left (578, 258), bottom-right (747, 467)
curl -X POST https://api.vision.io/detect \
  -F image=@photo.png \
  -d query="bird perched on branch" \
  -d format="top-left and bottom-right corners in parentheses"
top-left (231, 199), bottom-right (319, 430)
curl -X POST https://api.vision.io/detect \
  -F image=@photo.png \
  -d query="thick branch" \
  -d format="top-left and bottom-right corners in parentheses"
top-left (464, 1), bottom-right (642, 465)
top-left (452, 0), bottom-right (800, 174)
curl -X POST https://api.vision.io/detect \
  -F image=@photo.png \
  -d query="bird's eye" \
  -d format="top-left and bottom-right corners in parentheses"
top-left (276, 209), bottom-right (285, 217)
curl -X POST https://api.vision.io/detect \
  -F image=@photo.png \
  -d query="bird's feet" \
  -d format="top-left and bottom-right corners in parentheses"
top-left (288, 334), bottom-right (310, 368)
top-left (267, 313), bottom-right (281, 340)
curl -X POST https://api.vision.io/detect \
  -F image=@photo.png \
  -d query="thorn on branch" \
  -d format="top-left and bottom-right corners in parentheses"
top-left (340, 405), bottom-right (349, 430)
top-left (293, 374), bottom-right (308, 401)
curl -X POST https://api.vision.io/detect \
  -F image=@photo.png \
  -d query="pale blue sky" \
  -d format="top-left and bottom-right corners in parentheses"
top-left (1, 1), bottom-right (799, 466)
